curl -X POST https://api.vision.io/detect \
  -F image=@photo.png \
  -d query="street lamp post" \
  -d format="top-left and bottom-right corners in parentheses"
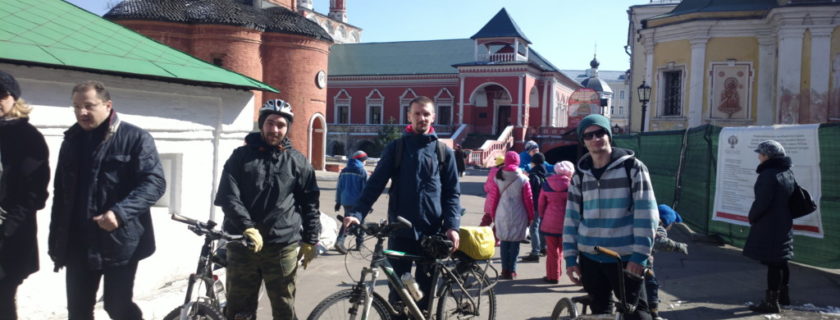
top-left (637, 80), bottom-right (651, 132)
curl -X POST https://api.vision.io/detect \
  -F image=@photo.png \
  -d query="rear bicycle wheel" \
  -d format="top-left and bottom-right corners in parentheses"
top-left (163, 302), bottom-right (224, 320)
top-left (436, 264), bottom-right (497, 320)
top-left (307, 289), bottom-right (391, 320)
top-left (550, 298), bottom-right (579, 320)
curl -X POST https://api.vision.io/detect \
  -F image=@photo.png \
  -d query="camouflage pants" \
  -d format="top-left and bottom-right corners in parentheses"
top-left (226, 242), bottom-right (299, 320)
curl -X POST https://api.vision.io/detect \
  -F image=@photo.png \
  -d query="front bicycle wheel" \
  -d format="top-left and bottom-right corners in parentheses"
top-left (436, 265), bottom-right (497, 320)
top-left (550, 298), bottom-right (579, 320)
top-left (163, 302), bottom-right (225, 320)
top-left (307, 289), bottom-right (392, 320)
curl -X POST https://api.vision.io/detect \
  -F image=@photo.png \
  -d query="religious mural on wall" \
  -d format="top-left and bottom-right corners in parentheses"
top-left (709, 62), bottom-right (752, 120)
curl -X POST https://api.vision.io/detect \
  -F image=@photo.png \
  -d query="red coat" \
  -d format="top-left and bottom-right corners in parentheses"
top-left (538, 174), bottom-right (570, 236)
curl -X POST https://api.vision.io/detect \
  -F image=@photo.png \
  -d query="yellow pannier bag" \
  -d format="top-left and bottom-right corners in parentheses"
top-left (457, 226), bottom-right (495, 260)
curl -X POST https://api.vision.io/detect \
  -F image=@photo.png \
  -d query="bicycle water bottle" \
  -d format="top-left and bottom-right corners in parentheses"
top-left (400, 273), bottom-right (424, 301)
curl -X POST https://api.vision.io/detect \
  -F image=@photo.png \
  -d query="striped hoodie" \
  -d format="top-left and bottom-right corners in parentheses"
top-left (562, 148), bottom-right (658, 267)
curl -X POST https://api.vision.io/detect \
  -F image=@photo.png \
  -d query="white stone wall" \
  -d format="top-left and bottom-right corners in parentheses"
top-left (1, 63), bottom-right (255, 319)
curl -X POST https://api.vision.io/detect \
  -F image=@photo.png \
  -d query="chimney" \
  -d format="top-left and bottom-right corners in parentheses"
top-left (328, 0), bottom-right (347, 22)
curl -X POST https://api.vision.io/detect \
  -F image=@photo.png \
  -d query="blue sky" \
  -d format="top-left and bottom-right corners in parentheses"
top-left (66, 0), bottom-right (647, 71)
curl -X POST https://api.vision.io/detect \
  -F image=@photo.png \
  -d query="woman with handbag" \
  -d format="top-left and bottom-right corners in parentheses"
top-left (743, 140), bottom-right (795, 314)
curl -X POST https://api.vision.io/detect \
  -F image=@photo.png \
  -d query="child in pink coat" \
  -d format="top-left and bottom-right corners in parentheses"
top-left (538, 161), bottom-right (574, 283)
top-left (488, 151), bottom-right (534, 279)
top-left (482, 155), bottom-right (505, 246)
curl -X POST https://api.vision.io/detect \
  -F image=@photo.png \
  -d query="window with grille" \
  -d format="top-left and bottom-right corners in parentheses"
top-left (662, 71), bottom-right (682, 116)
top-left (437, 105), bottom-right (452, 125)
top-left (336, 105), bottom-right (349, 124)
top-left (369, 106), bottom-right (382, 124)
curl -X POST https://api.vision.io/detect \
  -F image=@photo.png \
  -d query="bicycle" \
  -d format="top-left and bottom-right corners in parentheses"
top-left (307, 216), bottom-right (498, 320)
top-left (163, 212), bottom-right (250, 320)
top-left (550, 246), bottom-right (645, 320)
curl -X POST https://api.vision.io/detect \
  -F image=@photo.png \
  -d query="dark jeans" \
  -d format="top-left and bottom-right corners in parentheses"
top-left (387, 238), bottom-right (434, 313)
top-left (529, 215), bottom-right (545, 255)
top-left (336, 205), bottom-right (364, 248)
top-left (579, 254), bottom-right (651, 320)
top-left (763, 260), bottom-right (790, 291)
top-left (66, 259), bottom-right (142, 320)
top-left (0, 276), bottom-right (24, 320)
top-left (499, 241), bottom-right (520, 272)
top-left (644, 271), bottom-right (659, 309)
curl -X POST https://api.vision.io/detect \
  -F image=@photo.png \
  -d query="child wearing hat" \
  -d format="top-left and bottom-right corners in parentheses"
top-left (334, 151), bottom-right (369, 253)
top-left (537, 161), bottom-right (575, 283)
top-left (481, 155), bottom-right (506, 246)
top-left (646, 204), bottom-right (689, 319)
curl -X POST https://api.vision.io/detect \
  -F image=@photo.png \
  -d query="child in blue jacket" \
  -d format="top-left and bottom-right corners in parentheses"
top-left (334, 151), bottom-right (368, 253)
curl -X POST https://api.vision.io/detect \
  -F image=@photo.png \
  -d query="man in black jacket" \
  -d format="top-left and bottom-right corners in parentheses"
top-left (49, 80), bottom-right (165, 320)
top-left (214, 99), bottom-right (320, 319)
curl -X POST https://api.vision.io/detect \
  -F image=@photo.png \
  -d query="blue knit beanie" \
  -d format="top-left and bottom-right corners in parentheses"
top-left (577, 114), bottom-right (612, 142)
top-left (658, 204), bottom-right (683, 227)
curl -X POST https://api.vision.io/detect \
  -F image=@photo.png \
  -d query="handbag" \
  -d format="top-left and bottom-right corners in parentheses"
top-left (789, 181), bottom-right (817, 219)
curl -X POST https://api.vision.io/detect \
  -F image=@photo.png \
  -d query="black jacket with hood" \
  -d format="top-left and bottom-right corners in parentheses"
top-left (743, 156), bottom-right (795, 262)
top-left (214, 132), bottom-right (320, 245)
top-left (49, 111), bottom-right (166, 270)
top-left (0, 117), bottom-right (50, 279)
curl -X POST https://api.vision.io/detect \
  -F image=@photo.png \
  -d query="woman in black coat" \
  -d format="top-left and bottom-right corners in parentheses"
top-left (0, 71), bottom-right (50, 320)
top-left (743, 140), bottom-right (795, 314)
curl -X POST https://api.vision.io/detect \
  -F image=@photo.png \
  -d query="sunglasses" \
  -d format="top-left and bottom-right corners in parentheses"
top-left (582, 129), bottom-right (608, 140)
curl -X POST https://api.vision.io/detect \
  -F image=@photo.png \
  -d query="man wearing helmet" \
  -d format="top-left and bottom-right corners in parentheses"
top-left (214, 99), bottom-right (321, 319)
top-left (343, 96), bottom-right (461, 316)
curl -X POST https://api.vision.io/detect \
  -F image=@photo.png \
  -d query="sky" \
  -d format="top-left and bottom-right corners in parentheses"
top-left (65, 0), bottom-right (649, 71)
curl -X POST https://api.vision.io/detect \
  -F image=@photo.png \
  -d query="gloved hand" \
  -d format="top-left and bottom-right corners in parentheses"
top-left (298, 242), bottom-right (317, 269)
top-left (243, 228), bottom-right (263, 253)
top-left (676, 242), bottom-right (688, 255)
top-left (334, 203), bottom-right (341, 212)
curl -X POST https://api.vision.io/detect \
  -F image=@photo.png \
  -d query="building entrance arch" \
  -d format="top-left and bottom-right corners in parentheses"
top-left (308, 113), bottom-right (326, 170)
top-left (468, 83), bottom-right (513, 135)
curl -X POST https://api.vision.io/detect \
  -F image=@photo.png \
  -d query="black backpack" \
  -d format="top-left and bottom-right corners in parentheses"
top-left (789, 180), bottom-right (817, 219)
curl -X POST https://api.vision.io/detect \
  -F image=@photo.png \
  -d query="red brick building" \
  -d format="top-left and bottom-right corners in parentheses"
top-left (105, 0), bottom-right (340, 169)
top-left (327, 9), bottom-right (581, 165)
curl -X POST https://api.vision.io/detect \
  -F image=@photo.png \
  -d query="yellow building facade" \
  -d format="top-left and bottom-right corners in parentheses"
top-left (627, 0), bottom-right (840, 132)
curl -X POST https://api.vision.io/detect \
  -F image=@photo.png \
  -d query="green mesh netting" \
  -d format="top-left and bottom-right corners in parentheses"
top-left (613, 124), bottom-right (839, 268)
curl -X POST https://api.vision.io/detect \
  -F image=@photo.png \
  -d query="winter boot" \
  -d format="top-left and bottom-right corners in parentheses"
top-left (779, 285), bottom-right (791, 306)
top-left (749, 290), bottom-right (781, 314)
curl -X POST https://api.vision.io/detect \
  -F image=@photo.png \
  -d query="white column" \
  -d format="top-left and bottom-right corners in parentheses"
top-left (757, 35), bottom-right (777, 125)
top-left (517, 75), bottom-right (524, 126)
top-left (549, 79), bottom-right (556, 127)
top-left (458, 76), bottom-right (465, 124)
top-left (776, 27), bottom-right (805, 124)
top-left (809, 27), bottom-right (833, 123)
top-left (688, 38), bottom-right (707, 128)
top-left (541, 80), bottom-right (549, 126)
top-left (643, 38), bottom-right (655, 131)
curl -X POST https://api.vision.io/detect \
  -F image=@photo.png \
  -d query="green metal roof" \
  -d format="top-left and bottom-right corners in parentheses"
top-left (0, 0), bottom-right (278, 92)
top-left (329, 39), bottom-right (560, 76)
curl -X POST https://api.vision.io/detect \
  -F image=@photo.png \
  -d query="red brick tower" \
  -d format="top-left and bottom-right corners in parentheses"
top-left (105, 0), bottom-right (333, 169)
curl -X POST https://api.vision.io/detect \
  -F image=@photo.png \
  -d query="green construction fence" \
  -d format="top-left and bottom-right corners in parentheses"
top-left (613, 123), bottom-right (840, 269)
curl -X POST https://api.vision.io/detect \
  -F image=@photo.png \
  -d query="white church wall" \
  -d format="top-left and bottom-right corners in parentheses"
top-left (2, 63), bottom-right (255, 319)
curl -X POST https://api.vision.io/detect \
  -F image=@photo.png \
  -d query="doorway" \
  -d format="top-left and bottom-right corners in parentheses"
top-left (496, 105), bottom-right (511, 136)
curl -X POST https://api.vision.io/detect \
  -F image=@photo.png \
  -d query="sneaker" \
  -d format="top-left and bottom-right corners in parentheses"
top-left (542, 276), bottom-right (559, 284)
top-left (335, 241), bottom-right (348, 254)
top-left (539, 248), bottom-right (547, 257)
top-left (521, 254), bottom-right (540, 262)
top-left (500, 270), bottom-right (512, 280)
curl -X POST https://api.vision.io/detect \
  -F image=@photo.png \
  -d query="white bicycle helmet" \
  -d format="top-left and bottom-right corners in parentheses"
top-left (259, 99), bottom-right (294, 128)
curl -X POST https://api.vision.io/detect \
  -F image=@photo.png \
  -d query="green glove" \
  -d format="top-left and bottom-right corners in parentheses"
top-left (298, 242), bottom-right (318, 269)
top-left (243, 228), bottom-right (263, 253)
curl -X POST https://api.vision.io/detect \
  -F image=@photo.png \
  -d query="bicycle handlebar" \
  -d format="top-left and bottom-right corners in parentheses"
top-left (338, 214), bottom-right (413, 238)
top-left (594, 246), bottom-right (621, 260)
top-left (170, 211), bottom-right (245, 242)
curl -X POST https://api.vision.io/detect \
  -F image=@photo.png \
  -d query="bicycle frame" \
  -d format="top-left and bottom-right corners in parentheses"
top-left (179, 230), bottom-right (226, 314)
top-left (347, 219), bottom-right (492, 320)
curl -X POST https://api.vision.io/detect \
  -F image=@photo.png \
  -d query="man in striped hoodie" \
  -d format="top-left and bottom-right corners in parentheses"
top-left (563, 114), bottom-right (658, 320)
